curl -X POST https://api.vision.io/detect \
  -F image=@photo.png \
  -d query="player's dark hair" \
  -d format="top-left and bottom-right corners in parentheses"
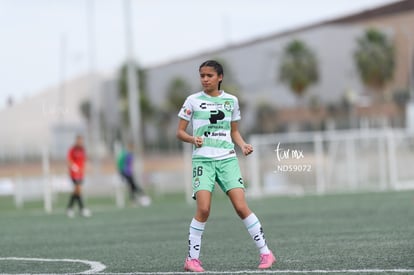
top-left (199, 60), bottom-right (224, 90)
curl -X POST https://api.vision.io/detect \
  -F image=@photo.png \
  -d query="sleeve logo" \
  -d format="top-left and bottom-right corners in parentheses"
top-left (181, 106), bottom-right (192, 116)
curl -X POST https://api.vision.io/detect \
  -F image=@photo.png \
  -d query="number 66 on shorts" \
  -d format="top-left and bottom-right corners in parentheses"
top-left (191, 158), bottom-right (244, 195)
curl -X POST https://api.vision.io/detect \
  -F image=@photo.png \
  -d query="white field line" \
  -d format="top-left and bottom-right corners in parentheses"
top-left (0, 257), bottom-right (106, 274)
top-left (1, 270), bottom-right (414, 275)
top-left (0, 258), bottom-right (413, 274)
top-left (98, 269), bottom-right (414, 274)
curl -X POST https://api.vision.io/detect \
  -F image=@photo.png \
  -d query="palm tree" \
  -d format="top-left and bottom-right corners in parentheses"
top-left (354, 28), bottom-right (395, 101)
top-left (156, 77), bottom-right (192, 150)
top-left (79, 100), bottom-right (91, 122)
top-left (279, 40), bottom-right (319, 103)
top-left (166, 77), bottom-right (192, 113)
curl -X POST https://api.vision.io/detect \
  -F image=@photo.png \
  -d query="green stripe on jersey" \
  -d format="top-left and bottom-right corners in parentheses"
top-left (193, 111), bottom-right (212, 120)
top-left (202, 138), bottom-right (234, 149)
top-left (193, 109), bottom-right (232, 119)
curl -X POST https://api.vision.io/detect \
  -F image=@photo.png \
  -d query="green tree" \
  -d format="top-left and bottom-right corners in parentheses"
top-left (354, 28), bottom-right (395, 100)
top-left (79, 100), bottom-right (91, 122)
top-left (279, 40), bottom-right (319, 101)
top-left (166, 77), bottom-right (191, 112)
top-left (154, 76), bottom-right (192, 151)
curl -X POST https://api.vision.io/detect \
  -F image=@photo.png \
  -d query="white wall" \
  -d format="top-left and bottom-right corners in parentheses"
top-left (0, 73), bottom-right (110, 159)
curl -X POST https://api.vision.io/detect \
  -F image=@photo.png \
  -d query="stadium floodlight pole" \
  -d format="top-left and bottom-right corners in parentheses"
top-left (87, 0), bottom-right (101, 174)
top-left (402, 26), bottom-right (414, 101)
top-left (409, 33), bottom-right (414, 101)
top-left (123, 0), bottom-right (145, 187)
top-left (58, 33), bottom-right (66, 126)
top-left (401, 26), bottom-right (414, 134)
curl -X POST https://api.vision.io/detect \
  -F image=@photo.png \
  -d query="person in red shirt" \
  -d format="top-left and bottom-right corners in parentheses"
top-left (66, 135), bottom-right (91, 217)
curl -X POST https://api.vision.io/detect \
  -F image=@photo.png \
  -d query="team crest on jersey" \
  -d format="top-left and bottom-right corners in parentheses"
top-left (193, 177), bottom-right (200, 188)
top-left (224, 101), bottom-right (233, 112)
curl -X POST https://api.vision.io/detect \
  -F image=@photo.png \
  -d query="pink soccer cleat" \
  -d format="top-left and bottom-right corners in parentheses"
top-left (184, 258), bottom-right (205, 272)
top-left (258, 250), bottom-right (276, 269)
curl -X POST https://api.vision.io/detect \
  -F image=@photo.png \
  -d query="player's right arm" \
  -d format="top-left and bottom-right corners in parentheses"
top-left (176, 119), bottom-right (202, 147)
top-left (67, 148), bottom-right (79, 172)
top-left (177, 96), bottom-right (203, 148)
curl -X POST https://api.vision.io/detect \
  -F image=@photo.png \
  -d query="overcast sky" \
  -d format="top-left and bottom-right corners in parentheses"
top-left (0, 0), bottom-right (399, 109)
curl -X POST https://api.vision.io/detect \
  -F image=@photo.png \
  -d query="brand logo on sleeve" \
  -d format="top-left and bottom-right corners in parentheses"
top-left (181, 106), bottom-right (192, 116)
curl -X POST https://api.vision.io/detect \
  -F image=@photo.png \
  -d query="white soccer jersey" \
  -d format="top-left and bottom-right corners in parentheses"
top-left (178, 91), bottom-right (241, 160)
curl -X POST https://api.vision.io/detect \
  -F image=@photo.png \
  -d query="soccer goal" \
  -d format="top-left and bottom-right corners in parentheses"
top-left (10, 146), bottom-right (129, 213)
top-left (246, 128), bottom-right (414, 198)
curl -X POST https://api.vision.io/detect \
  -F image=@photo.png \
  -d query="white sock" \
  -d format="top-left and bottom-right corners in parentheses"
top-left (243, 213), bottom-right (270, 254)
top-left (187, 218), bottom-right (206, 259)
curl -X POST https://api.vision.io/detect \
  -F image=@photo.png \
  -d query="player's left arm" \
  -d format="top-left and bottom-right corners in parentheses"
top-left (80, 149), bottom-right (86, 172)
top-left (230, 121), bottom-right (253, 156)
top-left (67, 148), bottom-right (79, 172)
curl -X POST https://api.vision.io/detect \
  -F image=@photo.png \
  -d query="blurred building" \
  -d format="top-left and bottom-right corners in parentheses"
top-left (0, 73), bottom-right (115, 161)
top-left (145, 0), bottom-right (414, 135)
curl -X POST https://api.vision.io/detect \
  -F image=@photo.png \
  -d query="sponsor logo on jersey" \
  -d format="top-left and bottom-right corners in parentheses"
top-left (204, 131), bottom-right (227, 137)
top-left (199, 102), bottom-right (225, 110)
top-left (209, 110), bottom-right (225, 124)
top-left (181, 106), bottom-right (192, 116)
top-left (208, 125), bottom-right (224, 129)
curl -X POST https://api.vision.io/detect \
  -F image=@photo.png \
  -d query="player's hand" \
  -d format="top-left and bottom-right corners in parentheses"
top-left (71, 164), bottom-right (79, 172)
top-left (242, 144), bottom-right (253, 156)
top-left (193, 136), bottom-right (203, 148)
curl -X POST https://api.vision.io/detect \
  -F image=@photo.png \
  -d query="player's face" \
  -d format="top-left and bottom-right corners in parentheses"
top-left (199, 66), bottom-right (223, 93)
top-left (76, 137), bottom-right (84, 147)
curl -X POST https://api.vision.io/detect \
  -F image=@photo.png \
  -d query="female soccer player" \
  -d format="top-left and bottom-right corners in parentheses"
top-left (176, 60), bottom-right (276, 272)
top-left (66, 135), bottom-right (91, 218)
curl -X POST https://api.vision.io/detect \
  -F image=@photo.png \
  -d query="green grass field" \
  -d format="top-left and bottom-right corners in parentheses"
top-left (0, 191), bottom-right (413, 274)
